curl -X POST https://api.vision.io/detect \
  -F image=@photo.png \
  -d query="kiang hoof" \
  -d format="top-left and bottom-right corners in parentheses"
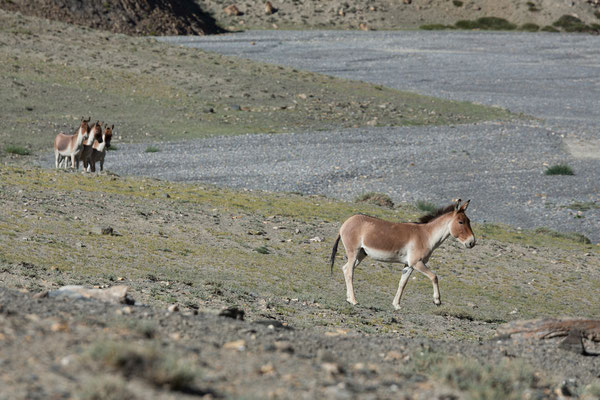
top-left (434, 300), bottom-right (442, 307)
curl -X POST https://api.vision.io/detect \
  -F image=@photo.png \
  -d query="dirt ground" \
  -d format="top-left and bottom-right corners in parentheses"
top-left (1, 165), bottom-right (599, 399)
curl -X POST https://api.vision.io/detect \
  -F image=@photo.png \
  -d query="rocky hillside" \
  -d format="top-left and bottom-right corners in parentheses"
top-left (0, 0), bottom-right (224, 35)
top-left (199, 0), bottom-right (600, 31)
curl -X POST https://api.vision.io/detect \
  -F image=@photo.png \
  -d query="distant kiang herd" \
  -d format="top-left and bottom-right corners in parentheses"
top-left (54, 117), bottom-right (113, 172)
top-left (52, 118), bottom-right (477, 310)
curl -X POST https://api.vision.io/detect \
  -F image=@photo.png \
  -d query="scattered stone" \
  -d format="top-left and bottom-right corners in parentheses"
top-left (50, 322), bottom-right (69, 332)
top-left (321, 362), bottom-right (342, 375)
top-left (223, 339), bottom-right (246, 351)
top-left (48, 285), bottom-right (134, 305)
top-left (264, 1), bottom-right (277, 15)
top-left (224, 5), bottom-right (243, 16)
top-left (274, 341), bottom-right (294, 353)
top-left (33, 291), bottom-right (49, 299)
top-left (219, 306), bottom-right (245, 320)
top-left (259, 362), bottom-right (276, 375)
top-left (324, 328), bottom-right (349, 337)
top-left (168, 304), bottom-right (179, 312)
top-left (383, 350), bottom-right (405, 361)
top-left (558, 329), bottom-right (587, 355)
top-left (309, 236), bottom-right (322, 242)
top-left (359, 23), bottom-right (369, 31)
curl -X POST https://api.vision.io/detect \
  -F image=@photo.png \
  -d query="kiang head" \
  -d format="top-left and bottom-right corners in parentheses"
top-left (103, 124), bottom-right (113, 148)
top-left (449, 199), bottom-right (476, 248)
top-left (91, 121), bottom-right (103, 143)
top-left (80, 117), bottom-right (91, 138)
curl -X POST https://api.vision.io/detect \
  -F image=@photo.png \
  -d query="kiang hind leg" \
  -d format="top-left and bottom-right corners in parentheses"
top-left (342, 247), bottom-right (366, 305)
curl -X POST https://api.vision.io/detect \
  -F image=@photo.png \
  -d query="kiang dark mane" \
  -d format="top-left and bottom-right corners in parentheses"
top-left (417, 204), bottom-right (455, 224)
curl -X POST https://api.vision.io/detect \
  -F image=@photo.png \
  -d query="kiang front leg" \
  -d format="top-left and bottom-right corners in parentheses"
top-left (414, 261), bottom-right (441, 306)
top-left (392, 266), bottom-right (413, 310)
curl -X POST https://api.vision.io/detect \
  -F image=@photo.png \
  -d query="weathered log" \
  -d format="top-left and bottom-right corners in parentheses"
top-left (497, 318), bottom-right (600, 342)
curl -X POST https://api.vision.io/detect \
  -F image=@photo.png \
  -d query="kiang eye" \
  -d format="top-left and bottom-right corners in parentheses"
top-left (458, 221), bottom-right (464, 225)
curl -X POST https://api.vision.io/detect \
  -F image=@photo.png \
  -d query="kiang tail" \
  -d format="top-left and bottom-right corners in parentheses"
top-left (330, 234), bottom-right (341, 276)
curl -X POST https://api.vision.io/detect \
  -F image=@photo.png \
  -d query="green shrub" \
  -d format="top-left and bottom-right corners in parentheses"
top-left (553, 15), bottom-right (591, 32)
top-left (78, 376), bottom-right (134, 400)
top-left (452, 0), bottom-right (463, 6)
top-left (415, 200), bottom-right (437, 213)
top-left (354, 192), bottom-right (394, 208)
top-left (455, 17), bottom-right (516, 31)
top-left (520, 23), bottom-right (540, 32)
top-left (527, 2), bottom-right (540, 12)
top-left (107, 144), bottom-right (118, 151)
top-left (4, 145), bottom-right (30, 155)
top-left (544, 164), bottom-right (574, 176)
top-left (420, 24), bottom-right (451, 30)
top-left (533, 227), bottom-right (591, 244)
top-left (404, 350), bottom-right (551, 400)
top-left (89, 341), bottom-right (198, 391)
top-left (145, 145), bottom-right (160, 153)
top-left (541, 25), bottom-right (560, 33)
top-left (254, 246), bottom-right (270, 254)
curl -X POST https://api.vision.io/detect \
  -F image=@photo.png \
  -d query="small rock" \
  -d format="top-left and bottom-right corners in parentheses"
top-left (274, 341), bottom-right (294, 353)
top-left (224, 5), bottom-right (242, 16)
top-left (309, 236), bottom-right (322, 242)
top-left (359, 23), bottom-right (369, 31)
top-left (168, 304), bottom-right (179, 312)
top-left (219, 306), bottom-right (245, 320)
top-left (384, 350), bottom-right (405, 361)
top-left (48, 285), bottom-right (134, 305)
top-left (259, 363), bottom-right (276, 375)
top-left (559, 329), bottom-right (587, 355)
top-left (50, 322), bottom-right (69, 332)
top-left (33, 291), bottom-right (49, 299)
top-left (321, 362), bottom-right (342, 375)
top-left (223, 339), bottom-right (246, 351)
top-left (264, 1), bottom-right (277, 15)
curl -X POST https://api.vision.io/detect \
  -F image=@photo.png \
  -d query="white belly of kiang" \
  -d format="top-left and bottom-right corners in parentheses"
top-left (363, 245), bottom-right (407, 264)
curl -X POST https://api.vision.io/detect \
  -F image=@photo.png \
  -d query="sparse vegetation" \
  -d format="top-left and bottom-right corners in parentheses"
top-left (420, 24), bottom-right (453, 30)
top-left (78, 376), bottom-right (135, 400)
top-left (354, 192), bottom-right (394, 208)
top-left (452, 0), bottom-right (463, 7)
top-left (566, 201), bottom-right (600, 212)
top-left (533, 227), bottom-right (591, 244)
top-left (4, 144), bottom-right (30, 155)
top-left (552, 15), bottom-right (597, 33)
top-left (520, 23), bottom-right (540, 32)
top-left (526, 2), bottom-right (540, 12)
top-left (405, 350), bottom-right (552, 399)
top-left (455, 17), bottom-right (517, 31)
top-left (145, 145), bottom-right (160, 153)
top-left (541, 25), bottom-right (560, 33)
top-left (88, 341), bottom-right (199, 391)
top-left (544, 164), bottom-right (574, 176)
top-left (416, 199), bottom-right (437, 213)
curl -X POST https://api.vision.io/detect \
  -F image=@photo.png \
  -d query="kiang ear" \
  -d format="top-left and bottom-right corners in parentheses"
top-left (453, 198), bottom-right (462, 212)
top-left (460, 199), bottom-right (470, 212)
top-left (111, 125), bottom-right (114, 129)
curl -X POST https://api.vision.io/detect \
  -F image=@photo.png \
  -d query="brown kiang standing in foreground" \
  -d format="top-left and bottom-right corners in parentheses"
top-left (331, 199), bottom-right (475, 310)
top-left (54, 117), bottom-right (90, 169)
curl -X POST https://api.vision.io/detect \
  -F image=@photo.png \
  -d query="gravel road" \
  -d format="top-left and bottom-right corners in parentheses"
top-left (47, 31), bottom-right (600, 242)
